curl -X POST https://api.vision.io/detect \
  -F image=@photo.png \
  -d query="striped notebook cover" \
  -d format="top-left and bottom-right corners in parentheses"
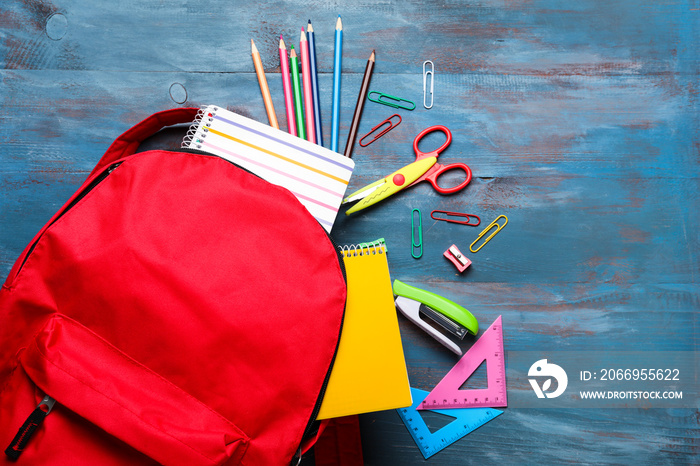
top-left (182, 105), bottom-right (355, 232)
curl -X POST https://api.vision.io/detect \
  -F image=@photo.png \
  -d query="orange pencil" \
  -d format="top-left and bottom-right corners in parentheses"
top-left (251, 39), bottom-right (279, 129)
top-left (299, 28), bottom-right (316, 143)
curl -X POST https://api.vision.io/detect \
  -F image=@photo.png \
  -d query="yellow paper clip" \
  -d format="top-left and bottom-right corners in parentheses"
top-left (469, 215), bottom-right (508, 253)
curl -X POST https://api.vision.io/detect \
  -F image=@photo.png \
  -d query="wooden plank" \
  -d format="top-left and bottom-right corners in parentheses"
top-left (0, 71), bottom-right (696, 179)
top-left (0, 1), bottom-right (696, 74)
top-left (359, 406), bottom-right (700, 464)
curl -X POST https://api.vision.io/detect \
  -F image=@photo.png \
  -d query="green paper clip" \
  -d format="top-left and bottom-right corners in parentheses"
top-left (368, 91), bottom-right (416, 110)
top-left (412, 208), bottom-right (423, 259)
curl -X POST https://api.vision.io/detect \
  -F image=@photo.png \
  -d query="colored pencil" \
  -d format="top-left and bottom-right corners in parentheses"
top-left (289, 46), bottom-right (306, 140)
top-left (250, 39), bottom-right (279, 129)
top-left (343, 50), bottom-right (375, 158)
top-left (331, 16), bottom-right (343, 152)
top-left (299, 28), bottom-right (316, 144)
top-left (279, 36), bottom-right (297, 136)
top-left (307, 20), bottom-right (323, 146)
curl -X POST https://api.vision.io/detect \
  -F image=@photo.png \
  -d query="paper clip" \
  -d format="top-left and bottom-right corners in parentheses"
top-left (423, 61), bottom-right (434, 109)
top-left (367, 91), bottom-right (416, 111)
top-left (469, 215), bottom-right (508, 253)
top-left (359, 114), bottom-right (402, 147)
top-left (411, 208), bottom-right (423, 259)
top-left (430, 210), bottom-right (481, 226)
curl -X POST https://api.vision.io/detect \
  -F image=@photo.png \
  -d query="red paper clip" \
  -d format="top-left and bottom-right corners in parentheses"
top-left (359, 114), bottom-right (402, 147)
top-left (430, 210), bottom-right (481, 226)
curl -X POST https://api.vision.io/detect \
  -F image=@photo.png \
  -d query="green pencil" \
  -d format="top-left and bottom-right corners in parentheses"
top-left (289, 46), bottom-right (306, 140)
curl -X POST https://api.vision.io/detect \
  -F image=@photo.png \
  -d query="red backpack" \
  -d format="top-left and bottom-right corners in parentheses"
top-left (0, 108), bottom-right (347, 465)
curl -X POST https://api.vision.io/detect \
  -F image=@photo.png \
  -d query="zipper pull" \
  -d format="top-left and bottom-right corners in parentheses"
top-left (107, 162), bottom-right (122, 173)
top-left (4, 396), bottom-right (55, 460)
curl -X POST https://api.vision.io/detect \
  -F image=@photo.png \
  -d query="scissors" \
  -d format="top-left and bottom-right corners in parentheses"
top-left (342, 125), bottom-right (472, 215)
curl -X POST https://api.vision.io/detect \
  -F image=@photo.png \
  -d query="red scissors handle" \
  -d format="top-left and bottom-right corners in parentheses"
top-left (419, 162), bottom-right (472, 194)
top-left (413, 125), bottom-right (452, 160)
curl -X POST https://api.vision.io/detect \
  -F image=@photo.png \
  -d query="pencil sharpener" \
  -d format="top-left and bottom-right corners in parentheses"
top-left (444, 245), bottom-right (471, 272)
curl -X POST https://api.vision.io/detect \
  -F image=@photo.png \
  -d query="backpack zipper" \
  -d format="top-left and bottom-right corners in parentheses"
top-left (13, 162), bottom-right (122, 278)
top-left (294, 233), bottom-right (347, 464)
top-left (5, 162), bottom-right (120, 457)
top-left (13, 148), bottom-right (247, 280)
top-left (4, 396), bottom-right (55, 460)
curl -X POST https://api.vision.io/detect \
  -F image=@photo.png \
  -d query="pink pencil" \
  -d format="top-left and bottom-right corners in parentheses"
top-left (279, 36), bottom-right (297, 136)
top-left (299, 28), bottom-right (316, 144)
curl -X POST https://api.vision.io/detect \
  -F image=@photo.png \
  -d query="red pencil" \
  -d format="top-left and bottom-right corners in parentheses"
top-left (299, 28), bottom-right (316, 144)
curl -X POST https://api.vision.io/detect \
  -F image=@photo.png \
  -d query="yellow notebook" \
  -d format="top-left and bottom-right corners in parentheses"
top-left (317, 240), bottom-right (412, 419)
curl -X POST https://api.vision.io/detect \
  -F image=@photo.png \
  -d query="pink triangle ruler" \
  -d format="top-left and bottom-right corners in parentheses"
top-left (418, 316), bottom-right (507, 409)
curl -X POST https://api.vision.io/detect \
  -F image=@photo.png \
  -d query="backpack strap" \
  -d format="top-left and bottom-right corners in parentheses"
top-left (90, 107), bottom-right (199, 177)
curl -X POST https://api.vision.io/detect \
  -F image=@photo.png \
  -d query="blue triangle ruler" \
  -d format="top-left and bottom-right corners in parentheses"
top-left (397, 387), bottom-right (502, 459)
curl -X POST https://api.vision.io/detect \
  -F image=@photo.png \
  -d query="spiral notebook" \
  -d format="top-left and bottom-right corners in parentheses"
top-left (182, 105), bottom-right (354, 232)
top-left (317, 240), bottom-right (412, 419)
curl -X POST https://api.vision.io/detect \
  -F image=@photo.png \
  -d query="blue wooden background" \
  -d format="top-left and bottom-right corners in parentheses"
top-left (1, 1), bottom-right (698, 464)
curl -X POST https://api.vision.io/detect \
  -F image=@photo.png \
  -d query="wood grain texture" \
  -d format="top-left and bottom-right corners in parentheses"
top-left (0, 0), bottom-right (698, 464)
top-left (1, 1), bottom-right (697, 74)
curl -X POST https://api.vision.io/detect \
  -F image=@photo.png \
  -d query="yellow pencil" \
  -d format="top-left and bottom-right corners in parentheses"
top-left (251, 39), bottom-right (279, 129)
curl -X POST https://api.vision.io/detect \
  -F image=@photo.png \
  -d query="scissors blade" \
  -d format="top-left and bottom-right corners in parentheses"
top-left (345, 156), bottom-right (437, 215)
top-left (342, 178), bottom-right (386, 204)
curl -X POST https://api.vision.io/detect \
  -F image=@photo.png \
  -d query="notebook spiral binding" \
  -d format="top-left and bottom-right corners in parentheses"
top-left (339, 239), bottom-right (386, 257)
top-left (181, 105), bottom-right (218, 149)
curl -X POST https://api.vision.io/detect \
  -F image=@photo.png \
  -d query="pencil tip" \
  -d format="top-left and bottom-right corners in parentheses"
top-left (251, 39), bottom-right (258, 53)
top-left (336, 16), bottom-right (343, 29)
top-left (369, 50), bottom-right (375, 61)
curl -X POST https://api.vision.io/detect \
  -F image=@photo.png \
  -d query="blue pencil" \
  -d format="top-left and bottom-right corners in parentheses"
top-left (307, 20), bottom-right (323, 146)
top-left (330, 15), bottom-right (343, 152)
